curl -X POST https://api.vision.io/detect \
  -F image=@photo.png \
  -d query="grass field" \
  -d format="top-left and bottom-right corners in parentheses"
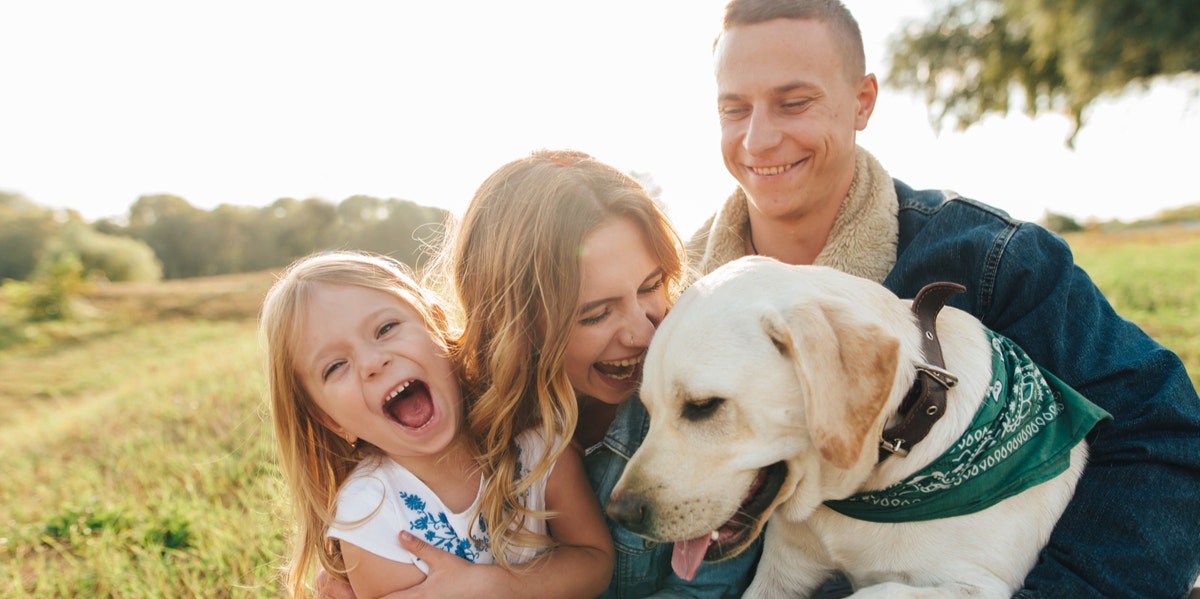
top-left (1064, 226), bottom-right (1200, 390)
top-left (1, 227), bottom-right (1197, 597)
top-left (0, 274), bottom-right (285, 597)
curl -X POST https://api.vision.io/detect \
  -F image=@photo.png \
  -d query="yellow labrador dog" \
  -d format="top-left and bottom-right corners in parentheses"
top-left (608, 256), bottom-right (1108, 598)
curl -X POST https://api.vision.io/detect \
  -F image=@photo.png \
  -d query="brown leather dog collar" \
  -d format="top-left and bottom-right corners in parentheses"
top-left (878, 282), bottom-right (966, 463)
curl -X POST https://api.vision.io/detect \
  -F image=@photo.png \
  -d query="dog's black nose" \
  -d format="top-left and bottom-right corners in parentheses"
top-left (607, 492), bottom-right (647, 530)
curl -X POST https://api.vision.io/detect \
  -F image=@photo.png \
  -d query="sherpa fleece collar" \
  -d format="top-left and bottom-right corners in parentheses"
top-left (688, 147), bottom-right (898, 283)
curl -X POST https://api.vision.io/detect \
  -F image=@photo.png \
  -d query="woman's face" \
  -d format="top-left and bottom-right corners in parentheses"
top-left (565, 215), bottom-right (669, 406)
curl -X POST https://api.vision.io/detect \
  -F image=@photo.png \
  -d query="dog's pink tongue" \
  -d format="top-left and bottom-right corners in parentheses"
top-left (671, 534), bottom-right (711, 581)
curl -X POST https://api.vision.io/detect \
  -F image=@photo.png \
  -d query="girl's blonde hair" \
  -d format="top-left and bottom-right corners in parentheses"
top-left (259, 250), bottom-right (457, 597)
top-left (435, 149), bottom-right (686, 568)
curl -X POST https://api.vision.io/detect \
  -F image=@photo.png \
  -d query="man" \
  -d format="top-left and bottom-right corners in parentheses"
top-left (688, 0), bottom-right (1200, 597)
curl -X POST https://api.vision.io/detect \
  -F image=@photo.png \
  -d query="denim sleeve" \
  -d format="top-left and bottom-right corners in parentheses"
top-left (978, 224), bottom-right (1200, 598)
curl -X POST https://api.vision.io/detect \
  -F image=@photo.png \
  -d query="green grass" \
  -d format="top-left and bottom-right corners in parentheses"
top-left (1, 274), bottom-right (289, 597)
top-left (1064, 226), bottom-right (1200, 390)
top-left (1, 228), bottom-right (1197, 597)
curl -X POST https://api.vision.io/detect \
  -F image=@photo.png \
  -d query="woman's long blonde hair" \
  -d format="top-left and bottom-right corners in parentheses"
top-left (259, 251), bottom-right (457, 597)
top-left (435, 149), bottom-right (686, 568)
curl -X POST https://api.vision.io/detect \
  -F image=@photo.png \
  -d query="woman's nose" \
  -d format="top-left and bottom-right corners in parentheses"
top-left (625, 309), bottom-right (660, 348)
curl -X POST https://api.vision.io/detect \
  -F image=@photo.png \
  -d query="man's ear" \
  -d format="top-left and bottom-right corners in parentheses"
top-left (854, 73), bottom-right (879, 131)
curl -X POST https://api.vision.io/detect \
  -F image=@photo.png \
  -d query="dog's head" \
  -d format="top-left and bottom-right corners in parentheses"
top-left (607, 257), bottom-right (921, 574)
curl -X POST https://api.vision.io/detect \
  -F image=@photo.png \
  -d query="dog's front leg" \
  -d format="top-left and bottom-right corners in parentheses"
top-left (743, 524), bottom-right (833, 599)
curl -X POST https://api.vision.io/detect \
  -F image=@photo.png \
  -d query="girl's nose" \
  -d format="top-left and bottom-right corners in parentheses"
top-left (360, 351), bottom-right (391, 379)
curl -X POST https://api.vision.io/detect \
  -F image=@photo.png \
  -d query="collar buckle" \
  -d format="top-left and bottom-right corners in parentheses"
top-left (879, 437), bottom-right (910, 457)
top-left (915, 363), bottom-right (958, 389)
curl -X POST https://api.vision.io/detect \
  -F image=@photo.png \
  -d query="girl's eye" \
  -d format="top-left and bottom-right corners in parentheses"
top-left (322, 360), bottom-right (346, 381)
top-left (579, 308), bottom-right (610, 326)
top-left (377, 321), bottom-right (399, 338)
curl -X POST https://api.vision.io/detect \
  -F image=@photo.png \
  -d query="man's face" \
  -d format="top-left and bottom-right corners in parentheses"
top-left (714, 18), bottom-right (877, 223)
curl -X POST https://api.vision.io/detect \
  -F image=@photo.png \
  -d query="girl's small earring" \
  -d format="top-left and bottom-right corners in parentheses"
top-left (347, 436), bottom-right (359, 451)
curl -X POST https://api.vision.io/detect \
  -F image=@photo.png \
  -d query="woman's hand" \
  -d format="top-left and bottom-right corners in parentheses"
top-left (389, 531), bottom-right (518, 598)
top-left (313, 567), bottom-right (357, 599)
top-left (312, 536), bottom-right (508, 599)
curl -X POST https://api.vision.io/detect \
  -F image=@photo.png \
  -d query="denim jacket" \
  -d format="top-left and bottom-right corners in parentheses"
top-left (890, 181), bottom-right (1200, 598)
top-left (584, 399), bottom-right (761, 599)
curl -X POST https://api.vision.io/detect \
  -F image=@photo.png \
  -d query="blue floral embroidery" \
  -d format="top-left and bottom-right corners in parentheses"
top-left (398, 491), bottom-right (485, 561)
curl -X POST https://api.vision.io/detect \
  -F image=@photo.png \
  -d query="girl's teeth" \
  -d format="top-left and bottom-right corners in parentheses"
top-left (385, 381), bottom-right (411, 402)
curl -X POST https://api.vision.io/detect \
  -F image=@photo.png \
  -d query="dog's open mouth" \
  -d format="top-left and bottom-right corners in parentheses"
top-left (383, 380), bottom-right (434, 429)
top-left (671, 461), bottom-right (787, 581)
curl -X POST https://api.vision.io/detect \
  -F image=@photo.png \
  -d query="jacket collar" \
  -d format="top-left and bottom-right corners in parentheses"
top-left (689, 147), bottom-right (899, 283)
top-left (589, 397), bottom-right (649, 460)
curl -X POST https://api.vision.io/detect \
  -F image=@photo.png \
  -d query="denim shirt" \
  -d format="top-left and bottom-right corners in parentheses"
top-left (889, 180), bottom-right (1200, 598)
top-left (584, 398), bottom-right (761, 599)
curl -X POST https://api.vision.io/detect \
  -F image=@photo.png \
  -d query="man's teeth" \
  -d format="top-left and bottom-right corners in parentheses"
top-left (752, 164), bottom-right (790, 176)
top-left (384, 381), bottom-right (411, 403)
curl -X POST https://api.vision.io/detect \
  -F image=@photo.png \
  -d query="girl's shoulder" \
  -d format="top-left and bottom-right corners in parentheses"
top-left (339, 454), bottom-right (431, 504)
top-left (513, 427), bottom-right (570, 475)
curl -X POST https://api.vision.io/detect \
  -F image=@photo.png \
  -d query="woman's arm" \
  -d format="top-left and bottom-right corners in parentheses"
top-left (538, 442), bottom-right (616, 596)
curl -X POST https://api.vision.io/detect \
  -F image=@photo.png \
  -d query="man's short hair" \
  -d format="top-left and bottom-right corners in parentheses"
top-left (719, 0), bottom-right (866, 78)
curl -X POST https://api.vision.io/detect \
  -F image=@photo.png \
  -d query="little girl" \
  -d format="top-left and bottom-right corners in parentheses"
top-left (260, 251), bottom-right (612, 598)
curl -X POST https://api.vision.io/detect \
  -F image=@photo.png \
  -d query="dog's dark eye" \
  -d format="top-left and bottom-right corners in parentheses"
top-left (682, 397), bottom-right (724, 421)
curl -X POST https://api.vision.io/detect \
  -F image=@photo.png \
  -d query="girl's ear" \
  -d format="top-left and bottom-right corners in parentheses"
top-left (312, 407), bottom-right (351, 442)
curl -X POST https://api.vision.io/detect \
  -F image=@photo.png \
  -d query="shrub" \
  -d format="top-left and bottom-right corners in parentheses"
top-left (3, 253), bottom-right (93, 321)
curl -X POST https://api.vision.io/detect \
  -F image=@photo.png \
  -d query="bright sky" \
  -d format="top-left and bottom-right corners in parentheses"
top-left (2, 0), bottom-right (1198, 238)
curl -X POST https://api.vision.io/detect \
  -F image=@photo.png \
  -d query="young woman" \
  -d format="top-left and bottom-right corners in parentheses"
top-left (388, 150), bottom-right (760, 597)
top-left (261, 251), bottom-right (612, 598)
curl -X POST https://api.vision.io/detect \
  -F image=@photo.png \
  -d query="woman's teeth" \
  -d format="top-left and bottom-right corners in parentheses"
top-left (596, 356), bottom-right (643, 380)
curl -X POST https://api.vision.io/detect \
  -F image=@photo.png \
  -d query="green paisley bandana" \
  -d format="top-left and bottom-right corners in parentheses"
top-left (824, 330), bottom-right (1111, 523)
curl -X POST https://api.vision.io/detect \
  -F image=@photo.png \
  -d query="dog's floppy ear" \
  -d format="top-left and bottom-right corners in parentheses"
top-left (761, 301), bottom-right (899, 469)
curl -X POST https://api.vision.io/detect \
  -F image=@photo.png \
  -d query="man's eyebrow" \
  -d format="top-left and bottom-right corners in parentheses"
top-left (718, 81), bottom-right (821, 102)
top-left (774, 81), bottom-right (820, 94)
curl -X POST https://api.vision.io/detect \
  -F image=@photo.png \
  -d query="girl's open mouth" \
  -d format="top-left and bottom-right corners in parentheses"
top-left (383, 380), bottom-right (434, 429)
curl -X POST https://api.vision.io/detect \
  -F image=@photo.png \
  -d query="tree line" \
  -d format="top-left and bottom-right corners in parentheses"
top-left (0, 191), bottom-right (449, 283)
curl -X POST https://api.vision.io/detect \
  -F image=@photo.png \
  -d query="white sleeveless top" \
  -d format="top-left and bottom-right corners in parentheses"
top-left (327, 429), bottom-right (558, 572)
